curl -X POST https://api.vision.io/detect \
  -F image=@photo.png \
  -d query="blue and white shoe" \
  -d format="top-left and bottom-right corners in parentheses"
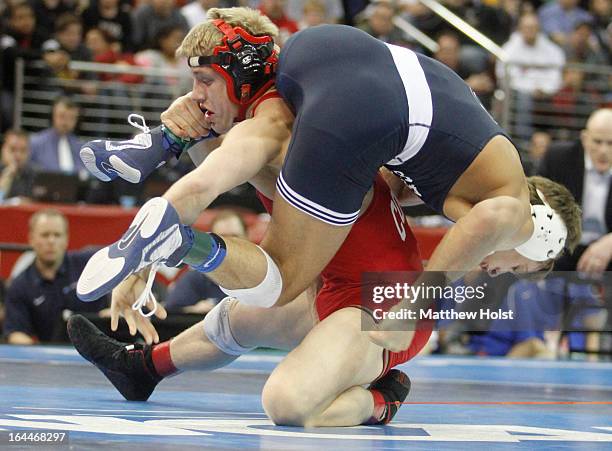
top-left (76, 197), bottom-right (193, 304)
top-left (80, 114), bottom-right (209, 184)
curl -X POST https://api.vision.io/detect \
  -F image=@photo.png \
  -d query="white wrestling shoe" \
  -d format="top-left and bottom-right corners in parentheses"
top-left (76, 197), bottom-right (193, 313)
top-left (80, 114), bottom-right (216, 184)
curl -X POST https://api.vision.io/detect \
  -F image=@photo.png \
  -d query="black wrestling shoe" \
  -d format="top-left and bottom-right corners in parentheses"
top-left (67, 315), bottom-right (161, 401)
top-left (368, 369), bottom-right (411, 424)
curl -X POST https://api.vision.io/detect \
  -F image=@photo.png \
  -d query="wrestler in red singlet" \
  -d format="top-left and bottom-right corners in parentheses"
top-left (257, 174), bottom-right (433, 376)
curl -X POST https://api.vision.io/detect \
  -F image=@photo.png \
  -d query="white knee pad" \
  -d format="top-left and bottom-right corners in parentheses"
top-left (203, 297), bottom-right (255, 356)
top-left (219, 246), bottom-right (282, 308)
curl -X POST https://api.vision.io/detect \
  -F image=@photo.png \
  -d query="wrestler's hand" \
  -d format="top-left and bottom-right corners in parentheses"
top-left (161, 92), bottom-right (212, 139)
top-left (368, 301), bottom-right (416, 353)
top-left (110, 271), bottom-right (167, 345)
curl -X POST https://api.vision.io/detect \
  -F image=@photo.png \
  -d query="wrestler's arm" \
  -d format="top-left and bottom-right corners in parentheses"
top-left (109, 109), bottom-right (288, 344)
top-left (163, 111), bottom-right (290, 224)
top-left (369, 195), bottom-right (532, 352)
top-left (186, 136), bottom-right (223, 167)
top-left (425, 196), bottom-right (532, 281)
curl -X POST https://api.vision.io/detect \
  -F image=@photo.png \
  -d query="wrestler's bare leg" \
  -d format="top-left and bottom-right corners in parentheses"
top-left (169, 290), bottom-right (316, 370)
top-left (204, 196), bottom-right (353, 305)
top-left (262, 308), bottom-right (385, 427)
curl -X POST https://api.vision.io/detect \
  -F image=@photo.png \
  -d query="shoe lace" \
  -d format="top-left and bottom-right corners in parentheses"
top-left (132, 262), bottom-right (159, 318)
top-left (127, 113), bottom-right (150, 134)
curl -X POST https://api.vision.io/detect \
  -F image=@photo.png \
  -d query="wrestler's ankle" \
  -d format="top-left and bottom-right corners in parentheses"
top-left (150, 340), bottom-right (179, 378)
top-left (183, 230), bottom-right (227, 273)
top-left (364, 389), bottom-right (387, 424)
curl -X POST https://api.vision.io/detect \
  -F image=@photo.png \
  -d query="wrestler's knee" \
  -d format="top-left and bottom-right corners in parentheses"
top-left (261, 372), bottom-right (316, 426)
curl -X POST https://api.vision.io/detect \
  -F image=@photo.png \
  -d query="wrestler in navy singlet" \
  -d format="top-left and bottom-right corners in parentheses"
top-left (274, 24), bottom-right (507, 224)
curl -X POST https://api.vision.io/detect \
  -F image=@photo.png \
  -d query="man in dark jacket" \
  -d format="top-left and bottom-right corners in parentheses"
top-left (539, 108), bottom-right (612, 274)
top-left (4, 209), bottom-right (109, 344)
top-left (0, 129), bottom-right (35, 202)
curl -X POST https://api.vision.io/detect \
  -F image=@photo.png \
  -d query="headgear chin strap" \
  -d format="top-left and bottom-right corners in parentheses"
top-left (515, 190), bottom-right (568, 262)
top-left (187, 19), bottom-right (278, 121)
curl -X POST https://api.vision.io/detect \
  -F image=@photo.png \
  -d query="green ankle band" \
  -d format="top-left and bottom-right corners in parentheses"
top-left (162, 125), bottom-right (197, 152)
top-left (182, 230), bottom-right (215, 267)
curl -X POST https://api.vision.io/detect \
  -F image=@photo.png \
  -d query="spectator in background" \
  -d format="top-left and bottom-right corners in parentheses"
top-left (43, 13), bottom-right (92, 64)
top-left (0, 129), bottom-right (35, 203)
top-left (32, 0), bottom-right (77, 40)
top-left (358, 1), bottom-right (412, 47)
top-left (402, 0), bottom-right (513, 48)
top-left (497, 13), bottom-right (566, 142)
top-left (181, 0), bottom-right (220, 29)
top-left (82, 0), bottom-right (134, 53)
top-left (338, 0), bottom-right (369, 25)
top-left (400, 0), bottom-right (445, 44)
top-left (83, 27), bottom-right (143, 137)
top-left (29, 97), bottom-right (86, 175)
top-left (539, 108), bottom-right (612, 275)
top-left (468, 279), bottom-right (558, 359)
top-left (590, 0), bottom-right (611, 61)
top-left (258, 0), bottom-right (299, 45)
top-left (41, 13), bottom-right (98, 96)
top-left (0, 2), bottom-right (49, 130)
top-left (1, 2), bottom-right (47, 52)
top-left (522, 130), bottom-right (551, 176)
top-left (85, 28), bottom-right (141, 83)
top-left (287, 0), bottom-right (342, 27)
top-left (434, 31), bottom-right (495, 108)
top-left (164, 210), bottom-right (248, 314)
top-left (4, 209), bottom-right (109, 344)
top-left (498, 0), bottom-right (523, 29)
top-left (297, 0), bottom-right (335, 29)
top-left (565, 20), bottom-right (607, 64)
top-left (135, 25), bottom-right (190, 87)
top-left (446, 0), bottom-right (515, 46)
top-left (131, 0), bottom-right (189, 52)
top-left (551, 65), bottom-right (602, 134)
top-left (538, 0), bottom-right (593, 46)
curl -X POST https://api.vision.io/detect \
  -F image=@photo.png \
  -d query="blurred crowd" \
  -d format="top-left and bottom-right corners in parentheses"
top-left (0, 0), bottom-right (610, 358)
top-left (1, 0), bottom-right (611, 159)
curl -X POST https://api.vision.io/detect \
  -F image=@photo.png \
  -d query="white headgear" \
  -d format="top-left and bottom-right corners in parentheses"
top-left (515, 190), bottom-right (568, 262)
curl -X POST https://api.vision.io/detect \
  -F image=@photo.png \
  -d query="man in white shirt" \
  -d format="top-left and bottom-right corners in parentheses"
top-left (496, 13), bottom-right (566, 143)
top-left (29, 97), bottom-right (85, 175)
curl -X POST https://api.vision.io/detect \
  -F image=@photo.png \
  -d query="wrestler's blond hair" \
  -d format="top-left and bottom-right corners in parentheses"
top-left (176, 7), bottom-right (279, 58)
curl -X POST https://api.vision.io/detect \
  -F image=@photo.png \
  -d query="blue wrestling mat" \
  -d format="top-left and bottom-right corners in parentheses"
top-left (0, 345), bottom-right (611, 450)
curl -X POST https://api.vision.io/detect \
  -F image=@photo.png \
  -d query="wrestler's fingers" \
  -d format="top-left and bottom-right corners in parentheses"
top-left (184, 100), bottom-right (208, 122)
top-left (149, 321), bottom-right (160, 345)
top-left (123, 310), bottom-right (138, 336)
top-left (143, 314), bottom-right (161, 344)
top-left (163, 100), bottom-right (204, 134)
top-left (110, 302), bottom-right (120, 331)
top-left (173, 103), bottom-right (211, 137)
top-left (161, 118), bottom-right (189, 139)
top-left (183, 114), bottom-right (211, 138)
top-left (136, 316), bottom-right (157, 345)
top-left (154, 303), bottom-right (167, 320)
